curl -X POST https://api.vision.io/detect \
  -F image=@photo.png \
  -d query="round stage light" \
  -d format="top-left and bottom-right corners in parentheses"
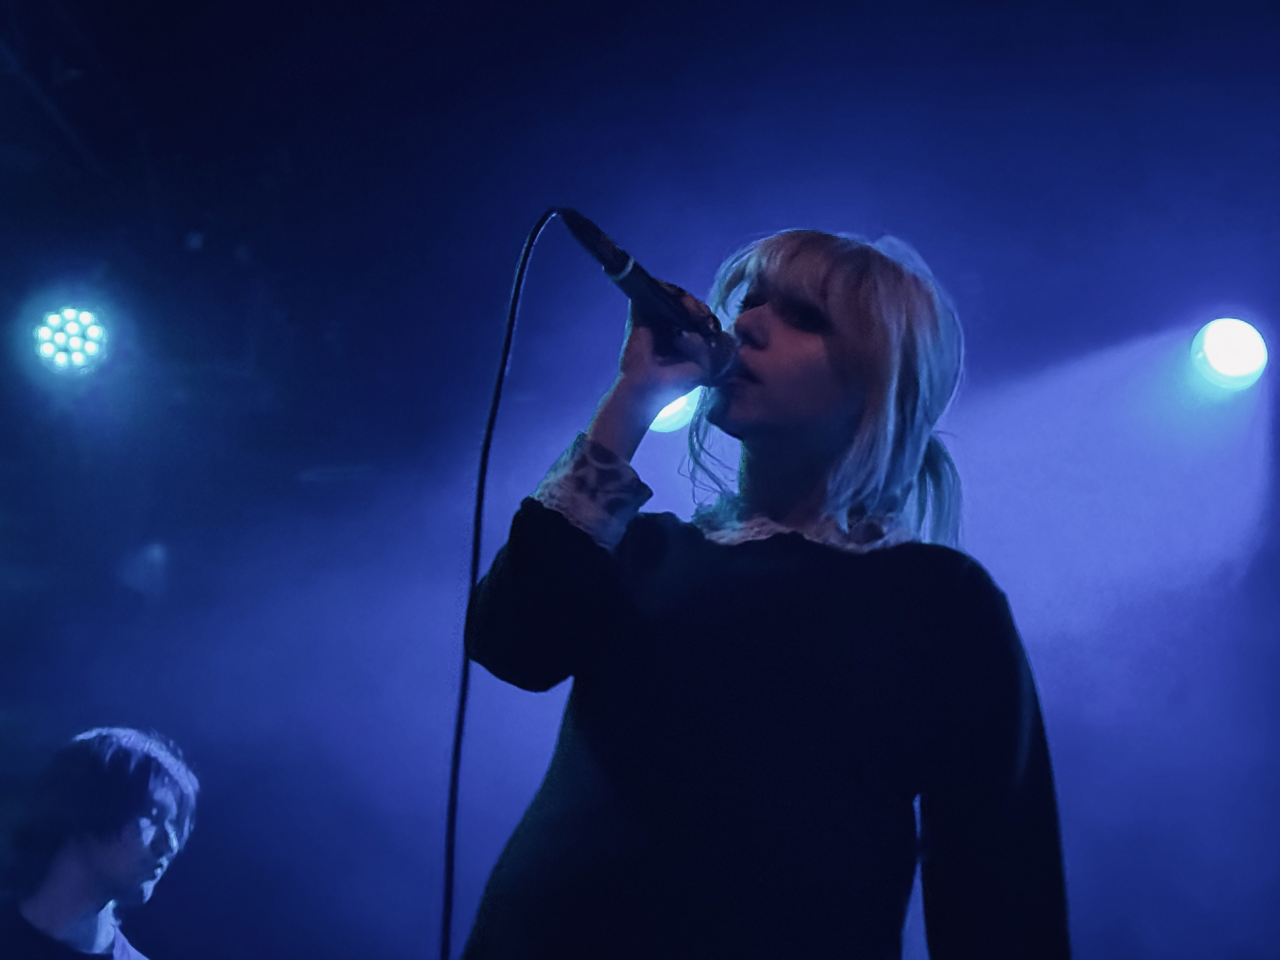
top-left (34, 307), bottom-right (107, 375)
top-left (650, 387), bottom-right (702, 433)
top-left (1192, 318), bottom-right (1268, 390)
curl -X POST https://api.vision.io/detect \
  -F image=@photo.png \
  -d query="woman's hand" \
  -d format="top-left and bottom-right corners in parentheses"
top-left (616, 285), bottom-right (714, 402)
top-left (587, 284), bottom-right (715, 463)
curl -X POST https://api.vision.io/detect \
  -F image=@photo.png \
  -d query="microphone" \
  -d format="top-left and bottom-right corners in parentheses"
top-left (557, 208), bottom-right (737, 383)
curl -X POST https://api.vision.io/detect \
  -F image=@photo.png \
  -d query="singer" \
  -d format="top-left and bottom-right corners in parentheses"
top-left (462, 229), bottom-right (1071, 958)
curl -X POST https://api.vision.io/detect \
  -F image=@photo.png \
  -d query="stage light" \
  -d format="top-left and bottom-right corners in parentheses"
top-left (650, 387), bottom-right (702, 433)
top-left (1192, 318), bottom-right (1267, 390)
top-left (33, 307), bottom-right (107, 375)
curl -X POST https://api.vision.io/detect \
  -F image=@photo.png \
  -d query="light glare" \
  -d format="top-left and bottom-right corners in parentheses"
top-left (1193, 318), bottom-right (1268, 389)
top-left (650, 387), bottom-right (702, 433)
top-left (33, 306), bottom-right (108, 375)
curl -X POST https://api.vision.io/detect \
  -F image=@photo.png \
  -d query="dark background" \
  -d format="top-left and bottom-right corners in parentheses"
top-left (1, 1), bottom-right (1277, 957)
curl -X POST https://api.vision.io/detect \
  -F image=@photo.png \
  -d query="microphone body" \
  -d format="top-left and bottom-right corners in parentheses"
top-left (557, 208), bottom-right (737, 383)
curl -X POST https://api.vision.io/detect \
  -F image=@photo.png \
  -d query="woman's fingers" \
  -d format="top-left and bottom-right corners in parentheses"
top-left (657, 281), bottom-right (715, 323)
top-left (612, 281), bottom-right (718, 419)
top-left (660, 330), bottom-right (711, 373)
top-left (618, 324), bottom-right (706, 398)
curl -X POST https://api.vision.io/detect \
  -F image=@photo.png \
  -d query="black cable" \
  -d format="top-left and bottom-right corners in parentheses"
top-left (440, 207), bottom-right (560, 960)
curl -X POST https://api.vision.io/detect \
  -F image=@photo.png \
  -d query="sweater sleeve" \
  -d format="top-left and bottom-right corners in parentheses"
top-left (532, 433), bottom-right (653, 551)
top-left (918, 559), bottom-right (1072, 959)
top-left (465, 437), bottom-right (647, 692)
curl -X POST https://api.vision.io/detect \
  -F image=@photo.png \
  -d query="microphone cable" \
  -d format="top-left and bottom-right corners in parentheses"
top-left (440, 207), bottom-right (559, 960)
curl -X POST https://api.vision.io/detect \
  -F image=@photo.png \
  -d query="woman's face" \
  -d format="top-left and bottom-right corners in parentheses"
top-left (707, 252), bottom-right (864, 455)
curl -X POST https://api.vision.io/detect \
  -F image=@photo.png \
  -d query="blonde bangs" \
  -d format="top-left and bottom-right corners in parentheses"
top-left (693, 228), bottom-right (964, 545)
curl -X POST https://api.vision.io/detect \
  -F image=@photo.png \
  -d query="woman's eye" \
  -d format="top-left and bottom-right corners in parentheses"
top-left (779, 299), bottom-right (829, 331)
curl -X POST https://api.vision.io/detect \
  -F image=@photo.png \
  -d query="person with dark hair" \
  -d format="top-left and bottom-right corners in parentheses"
top-left (462, 231), bottom-right (1071, 957)
top-left (0, 727), bottom-right (199, 959)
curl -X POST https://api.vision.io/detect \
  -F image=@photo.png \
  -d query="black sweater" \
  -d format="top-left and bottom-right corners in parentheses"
top-left (462, 499), bottom-right (1070, 959)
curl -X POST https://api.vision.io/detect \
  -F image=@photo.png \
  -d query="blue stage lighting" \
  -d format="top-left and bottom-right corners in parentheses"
top-left (34, 309), bottom-right (107, 374)
top-left (650, 387), bottom-right (702, 432)
top-left (1191, 318), bottom-right (1268, 390)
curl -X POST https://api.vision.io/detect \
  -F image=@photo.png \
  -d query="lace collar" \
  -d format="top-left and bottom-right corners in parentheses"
top-left (692, 507), bottom-right (916, 555)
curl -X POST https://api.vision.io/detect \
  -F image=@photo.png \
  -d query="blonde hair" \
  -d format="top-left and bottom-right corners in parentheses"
top-left (688, 230), bottom-right (964, 546)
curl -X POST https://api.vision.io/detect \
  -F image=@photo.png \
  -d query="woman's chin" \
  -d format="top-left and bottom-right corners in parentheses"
top-left (704, 405), bottom-right (745, 440)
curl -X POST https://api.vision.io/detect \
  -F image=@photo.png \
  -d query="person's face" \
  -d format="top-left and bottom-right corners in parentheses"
top-left (80, 783), bottom-right (182, 907)
top-left (708, 253), bottom-right (864, 454)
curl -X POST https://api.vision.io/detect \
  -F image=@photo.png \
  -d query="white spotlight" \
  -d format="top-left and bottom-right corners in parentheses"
top-left (1192, 318), bottom-right (1268, 390)
top-left (33, 307), bottom-right (108, 375)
